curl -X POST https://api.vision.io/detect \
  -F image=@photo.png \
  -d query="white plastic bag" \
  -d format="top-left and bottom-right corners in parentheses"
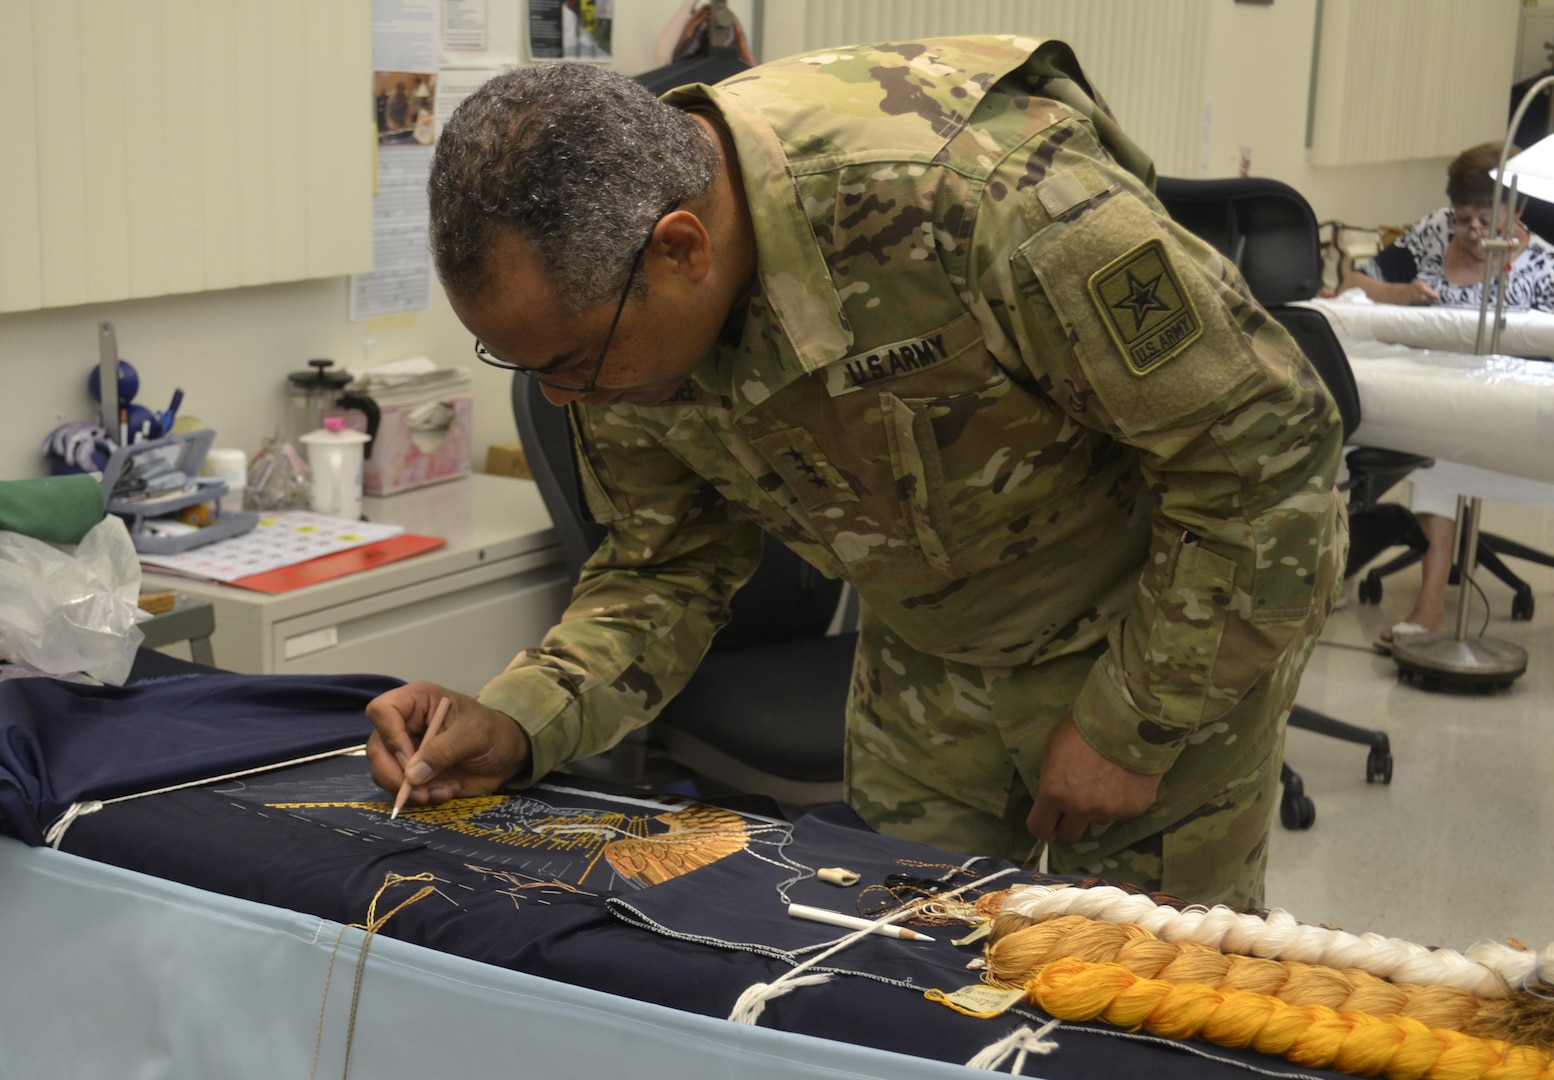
top-left (0, 516), bottom-right (144, 685)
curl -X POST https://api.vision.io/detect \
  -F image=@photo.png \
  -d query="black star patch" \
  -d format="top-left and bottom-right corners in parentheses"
top-left (1114, 270), bottom-right (1172, 331)
top-left (1088, 239), bottom-right (1203, 375)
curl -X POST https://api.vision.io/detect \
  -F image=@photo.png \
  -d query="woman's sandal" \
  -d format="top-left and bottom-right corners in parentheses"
top-left (1373, 620), bottom-right (1433, 655)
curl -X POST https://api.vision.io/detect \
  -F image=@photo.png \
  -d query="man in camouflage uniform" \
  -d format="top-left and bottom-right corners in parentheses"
top-left (366, 36), bottom-right (1347, 906)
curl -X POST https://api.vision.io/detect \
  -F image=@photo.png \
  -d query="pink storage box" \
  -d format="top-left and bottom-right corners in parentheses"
top-left (361, 395), bottom-right (472, 496)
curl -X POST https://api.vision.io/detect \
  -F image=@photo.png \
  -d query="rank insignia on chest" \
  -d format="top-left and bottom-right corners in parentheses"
top-left (1087, 238), bottom-right (1203, 376)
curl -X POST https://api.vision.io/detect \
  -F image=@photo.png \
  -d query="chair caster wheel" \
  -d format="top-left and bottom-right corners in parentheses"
top-left (1366, 749), bottom-right (1393, 784)
top-left (1358, 574), bottom-right (1382, 605)
top-left (1512, 590), bottom-right (1535, 621)
top-left (1280, 792), bottom-right (1316, 830)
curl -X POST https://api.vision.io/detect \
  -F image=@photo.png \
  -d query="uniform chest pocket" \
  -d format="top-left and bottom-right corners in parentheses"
top-left (880, 373), bottom-right (1038, 577)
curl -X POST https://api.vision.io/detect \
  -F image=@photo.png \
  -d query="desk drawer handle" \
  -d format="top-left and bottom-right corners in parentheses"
top-left (283, 626), bottom-right (339, 660)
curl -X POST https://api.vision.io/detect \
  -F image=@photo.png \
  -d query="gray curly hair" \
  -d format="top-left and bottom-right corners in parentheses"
top-left (429, 64), bottom-right (717, 311)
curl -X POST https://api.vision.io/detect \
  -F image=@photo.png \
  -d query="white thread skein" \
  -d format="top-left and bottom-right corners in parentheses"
top-left (998, 885), bottom-right (1550, 998)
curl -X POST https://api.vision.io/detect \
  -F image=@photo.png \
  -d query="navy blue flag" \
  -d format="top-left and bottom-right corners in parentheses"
top-left (0, 671), bottom-right (396, 845)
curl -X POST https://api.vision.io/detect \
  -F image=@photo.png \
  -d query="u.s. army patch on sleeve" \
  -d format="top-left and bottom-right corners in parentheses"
top-left (1087, 238), bottom-right (1202, 376)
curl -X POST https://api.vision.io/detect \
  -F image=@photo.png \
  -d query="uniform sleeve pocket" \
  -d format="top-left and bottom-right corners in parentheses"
top-left (880, 391), bottom-right (953, 576)
top-left (1142, 536), bottom-right (1234, 729)
top-left (1016, 188), bottom-right (1261, 439)
top-left (569, 411), bottom-right (628, 525)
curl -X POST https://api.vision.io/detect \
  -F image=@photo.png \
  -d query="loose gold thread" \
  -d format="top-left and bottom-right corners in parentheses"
top-left (894, 857), bottom-right (975, 876)
top-left (310, 872), bottom-right (438, 1080)
top-left (463, 863), bottom-right (598, 897)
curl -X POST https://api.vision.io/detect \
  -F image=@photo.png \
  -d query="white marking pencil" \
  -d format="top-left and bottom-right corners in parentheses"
top-left (786, 902), bottom-right (935, 941)
top-left (390, 695), bottom-right (451, 819)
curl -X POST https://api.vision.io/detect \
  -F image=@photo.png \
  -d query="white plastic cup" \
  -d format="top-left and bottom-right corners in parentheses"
top-left (205, 447), bottom-right (248, 515)
top-left (299, 417), bottom-right (371, 519)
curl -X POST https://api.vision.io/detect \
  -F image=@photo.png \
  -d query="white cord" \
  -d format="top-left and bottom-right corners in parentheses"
top-left (44, 744), bottom-right (367, 850)
top-left (728, 866), bottom-right (1021, 1025)
top-left (727, 972), bottom-right (837, 1026)
top-left (965, 1018), bottom-right (1061, 1074)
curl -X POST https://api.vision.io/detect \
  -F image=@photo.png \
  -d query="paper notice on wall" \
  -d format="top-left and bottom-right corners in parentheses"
top-left (442, 0), bottom-right (489, 51)
top-left (350, 147), bottom-right (433, 321)
top-left (527, 0), bottom-right (614, 61)
top-left (375, 0), bottom-right (442, 70)
top-left (435, 67), bottom-right (503, 140)
top-left (442, 0), bottom-right (521, 66)
top-left (353, 0), bottom-right (441, 321)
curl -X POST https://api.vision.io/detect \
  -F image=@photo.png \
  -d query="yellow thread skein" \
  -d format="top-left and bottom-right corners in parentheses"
top-left (984, 915), bottom-right (1554, 1052)
top-left (1026, 958), bottom-right (1554, 1080)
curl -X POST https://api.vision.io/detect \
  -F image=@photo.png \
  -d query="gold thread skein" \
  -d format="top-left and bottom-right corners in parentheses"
top-left (985, 915), bottom-right (1554, 1053)
top-left (1026, 957), bottom-right (1554, 1080)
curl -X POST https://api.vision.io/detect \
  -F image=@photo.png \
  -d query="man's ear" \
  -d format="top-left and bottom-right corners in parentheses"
top-left (651, 210), bottom-right (714, 284)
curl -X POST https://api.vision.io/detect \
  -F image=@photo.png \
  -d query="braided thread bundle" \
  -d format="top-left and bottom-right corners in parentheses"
top-left (994, 884), bottom-right (1554, 998)
top-left (1026, 958), bottom-right (1554, 1080)
top-left (984, 914), bottom-right (1554, 1052)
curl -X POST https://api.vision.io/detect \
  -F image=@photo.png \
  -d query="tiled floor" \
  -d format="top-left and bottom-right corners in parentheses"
top-left (1266, 492), bottom-right (1554, 955)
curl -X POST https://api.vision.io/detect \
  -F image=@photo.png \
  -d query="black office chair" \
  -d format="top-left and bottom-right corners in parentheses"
top-left (1156, 176), bottom-right (1413, 829)
top-left (1355, 515), bottom-right (1554, 622)
top-left (511, 376), bottom-right (853, 807)
top-left (634, 45), bottom-right (750, 96)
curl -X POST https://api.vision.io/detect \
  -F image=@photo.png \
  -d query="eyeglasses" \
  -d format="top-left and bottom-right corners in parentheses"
top-left (1447, 207), bottom-right (1508, 235)
top-left (473, 204), bottom-right (678, 394)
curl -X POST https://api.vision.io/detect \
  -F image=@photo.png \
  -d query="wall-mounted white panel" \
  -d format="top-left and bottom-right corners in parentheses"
top-left (1310, 0), bottom-right (1519, 166)
top-left (197, 0), bottom-right (242, 293)
top-left (32, 1), bottom-right (90, 309)
top-left (758, 0), bottom-right (1209, 178)
top-left (80, 0), bottom-right (133, 304)
top-left (0, 0), bottom-right (373, 314)
top-left (306, 1), bottom-right (376, 281)
top-left (122, 0), bottom-right (170, 298)
top-left (0, 0), bottom-right (43, 312)
top-left (268, 0), bottom-right (309, 287)
top-left (159, 0), bottom-right (206, 298)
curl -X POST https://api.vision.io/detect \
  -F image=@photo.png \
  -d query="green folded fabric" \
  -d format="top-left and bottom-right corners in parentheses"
top-left (0, 474), bottom-right (106, 545)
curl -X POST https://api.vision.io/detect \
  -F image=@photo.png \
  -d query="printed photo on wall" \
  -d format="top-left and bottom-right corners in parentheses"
top-left (375, 71), bottom-right (438, 146)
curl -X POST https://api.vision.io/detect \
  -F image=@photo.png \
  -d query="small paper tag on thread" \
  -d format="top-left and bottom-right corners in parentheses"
top-left (952, 921), bottom-right (992, 947)
top-left (924, 984), bottom-right (1027, 1019)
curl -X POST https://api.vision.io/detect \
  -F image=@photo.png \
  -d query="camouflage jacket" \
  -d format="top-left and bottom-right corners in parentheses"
top-left (478, 36), bottom-right (1347, 811)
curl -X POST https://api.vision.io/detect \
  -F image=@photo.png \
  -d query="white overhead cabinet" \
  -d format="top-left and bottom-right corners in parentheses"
top-left (0, 0), bottom-right (375, 314)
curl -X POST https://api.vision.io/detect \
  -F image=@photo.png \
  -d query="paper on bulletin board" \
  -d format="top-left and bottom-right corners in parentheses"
top-left (374, 0), bottom-right (441, 70)
top-left (352, 0), bottom-right (441, 322)
top-left (349, 145), bottom-right (434, 322)
top-left (527, 0), bottom-right (614, 61)
top-left (435, 67), bottom-right (504, 141)
top-left (442, 0), bottom-right (522, 66)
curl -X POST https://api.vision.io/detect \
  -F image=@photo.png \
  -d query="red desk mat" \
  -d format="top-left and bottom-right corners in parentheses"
top-left (229, 532), bottom-right (445, 593)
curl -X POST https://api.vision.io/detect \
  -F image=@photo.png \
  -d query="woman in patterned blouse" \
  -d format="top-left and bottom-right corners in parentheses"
top-left (1341, 141), bottom-right (1554, 312)
top-left (1340, 142), bottom-right (1554, 645)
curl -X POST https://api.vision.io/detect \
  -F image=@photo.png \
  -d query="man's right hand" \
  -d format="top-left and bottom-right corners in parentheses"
top-left (365, 681), bottom-right (532, 809)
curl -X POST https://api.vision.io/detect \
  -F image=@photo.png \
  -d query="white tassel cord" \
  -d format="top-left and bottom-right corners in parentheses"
top-left (728, 865), bottom-right (1023, 1026)
top-left (44, 745), bottom-right (369, 849)
top-left (999, 884), bottom-right (1554, 998)
top-left (965, 1018), bottom-right (1061, 1074)
top-left (728, 972), bottom-right (837, 1027)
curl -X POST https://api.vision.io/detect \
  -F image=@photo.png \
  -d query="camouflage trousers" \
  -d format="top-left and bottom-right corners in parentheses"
top-left (845, 612), bottom-right (1287, 908)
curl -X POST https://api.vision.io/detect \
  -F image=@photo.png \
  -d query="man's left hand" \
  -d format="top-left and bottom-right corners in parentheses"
top-left (1026, 715), bottom-right (1163, 843)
